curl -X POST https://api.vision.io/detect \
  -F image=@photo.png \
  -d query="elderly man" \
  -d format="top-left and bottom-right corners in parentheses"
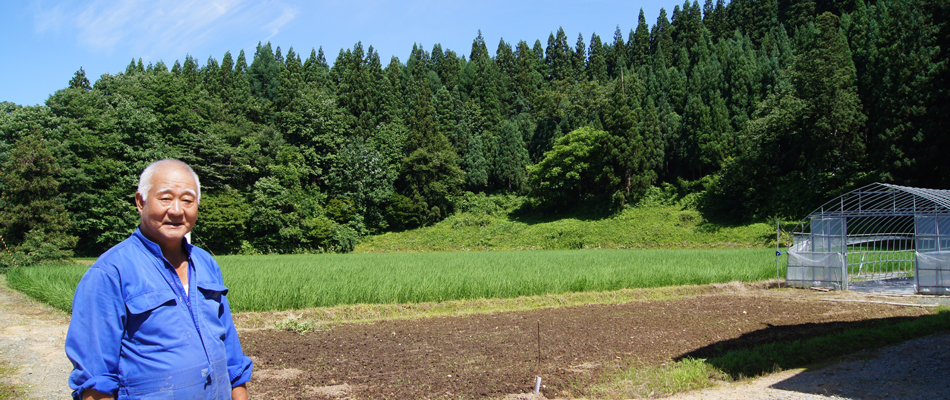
top-left (65, 159), bottom-right (252, 400)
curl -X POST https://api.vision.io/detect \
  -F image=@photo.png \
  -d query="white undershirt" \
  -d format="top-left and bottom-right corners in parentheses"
top-left (183, 283), bottom-right (189, 297)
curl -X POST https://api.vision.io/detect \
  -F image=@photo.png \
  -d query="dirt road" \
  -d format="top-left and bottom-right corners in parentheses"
top-left (0, 275), bottom-right (72, 399)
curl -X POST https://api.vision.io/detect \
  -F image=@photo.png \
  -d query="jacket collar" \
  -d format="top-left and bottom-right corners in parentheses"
top-left (132, 227), bottom-right (193, 263)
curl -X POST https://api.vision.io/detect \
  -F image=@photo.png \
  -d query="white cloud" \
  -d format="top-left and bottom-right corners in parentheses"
top-left (31, 0), bottom-right (299, 59)
top-left (261, 2), bottom-right (297, 40)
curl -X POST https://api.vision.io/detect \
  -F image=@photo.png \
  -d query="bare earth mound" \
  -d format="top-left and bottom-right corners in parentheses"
top-left (240, 287), bottom-right (941, 399)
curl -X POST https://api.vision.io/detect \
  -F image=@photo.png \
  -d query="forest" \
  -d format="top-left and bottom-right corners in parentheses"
top-left (0, 0), bottom-right (947, 263)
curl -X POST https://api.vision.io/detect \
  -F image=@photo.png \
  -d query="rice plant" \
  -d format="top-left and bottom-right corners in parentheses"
top-left (7, 249), bottom-right (779, 313)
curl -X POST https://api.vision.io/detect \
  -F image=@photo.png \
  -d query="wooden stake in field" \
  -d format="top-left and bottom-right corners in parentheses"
top-left (535, 320), bottom-right (542, 393)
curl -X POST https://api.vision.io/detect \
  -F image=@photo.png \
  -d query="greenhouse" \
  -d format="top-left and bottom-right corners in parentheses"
top-left (787, 183), bottom-right (950, 294)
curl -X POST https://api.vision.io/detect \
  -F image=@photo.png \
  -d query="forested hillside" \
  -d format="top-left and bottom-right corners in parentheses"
top-left (1, 0), bottom-right (947, 262)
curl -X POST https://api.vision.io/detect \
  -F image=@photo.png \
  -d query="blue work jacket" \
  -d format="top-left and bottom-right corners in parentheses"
top-left (65, 228), bottom-right (253, 399)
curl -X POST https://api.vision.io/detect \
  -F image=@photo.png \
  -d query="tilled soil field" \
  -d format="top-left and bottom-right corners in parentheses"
top-left (241, 286), bottom-right (939, 399)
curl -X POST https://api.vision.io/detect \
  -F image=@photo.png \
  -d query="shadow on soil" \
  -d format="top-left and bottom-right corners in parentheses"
top-left (675, 312), bottom-right (950, 379)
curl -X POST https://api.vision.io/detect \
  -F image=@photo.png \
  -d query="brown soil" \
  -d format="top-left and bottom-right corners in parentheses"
top-left (240, 286), bottom-right (939, 400)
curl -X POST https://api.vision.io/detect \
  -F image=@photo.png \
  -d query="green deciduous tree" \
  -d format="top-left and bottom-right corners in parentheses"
top-left (527, 126), bottom-right (612, 210)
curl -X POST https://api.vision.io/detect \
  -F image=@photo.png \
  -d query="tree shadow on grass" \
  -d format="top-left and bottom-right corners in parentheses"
top-left (674, 312), bottom-right (950, 380)
top-left (508, 200), bottom-right (618, 225)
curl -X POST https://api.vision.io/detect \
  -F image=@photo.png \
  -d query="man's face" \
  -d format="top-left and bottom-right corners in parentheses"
top-left (135, 165), bottom-right (199, 250)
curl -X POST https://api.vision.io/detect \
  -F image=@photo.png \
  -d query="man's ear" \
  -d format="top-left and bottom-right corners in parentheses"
top-left (135, 191), bottom-right (145, 212)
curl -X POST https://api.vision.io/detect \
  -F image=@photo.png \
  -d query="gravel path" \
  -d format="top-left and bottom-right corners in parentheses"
top-left (2, 274), bottom-right (949, 400)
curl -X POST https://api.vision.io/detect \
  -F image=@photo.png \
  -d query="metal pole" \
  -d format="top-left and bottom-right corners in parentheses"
top-left (776, 219), bottom-right (782, 288)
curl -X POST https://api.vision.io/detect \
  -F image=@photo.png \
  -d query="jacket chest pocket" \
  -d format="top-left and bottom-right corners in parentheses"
top-left (196, 282), bottom-right (230, 342)
top-left (125, 289), bottom-right (191, 352)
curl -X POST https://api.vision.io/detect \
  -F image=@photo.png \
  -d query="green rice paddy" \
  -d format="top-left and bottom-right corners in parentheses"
top-left (7, 249), bottom-right (783, 313)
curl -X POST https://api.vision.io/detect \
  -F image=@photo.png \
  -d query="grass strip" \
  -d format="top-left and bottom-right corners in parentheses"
top-left (591, 358), bottom-right (728, 399)
top-left (236, 283), bottom-right (738, 331)
top-left (707, 306), bottom-right (950, 378)
top-left (3, 262), bottom-right (81, 313)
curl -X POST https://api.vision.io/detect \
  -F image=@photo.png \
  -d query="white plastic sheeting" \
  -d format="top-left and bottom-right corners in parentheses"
top-left (787, 251), bottom-right (847, 290)
top-left (791, 236), bottom-right (811, 253)
top-left (811, 217), bottom-right (847, 253)
top-left (915, 251), bottom-right (950, 295)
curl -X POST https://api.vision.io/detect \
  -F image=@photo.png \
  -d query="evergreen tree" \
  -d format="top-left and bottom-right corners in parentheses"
top-left (572, 33), bottom-right (587, 82)
top-left (495, 38), bottom-right (517, 112)
top-left (336, 42), bottom-right (388, 136)
top-left (468, 34), bottom-right (504, 127)
top-left (494, 120), bottom-right (530, 191)
top-left (672, 0), bottom-right (704, 55)
top-left (303, 47), bottom-right (331, 89)
top-left (202, 55), bottom-right (221, 96)
top-left (545, 27), bottom-right (574, 81)
top-left (721, 12), bottom-right (867, 220)
top-left (588, 33), bottom-right (608, 82)
top-left (434, 45), bottom-right (462, 90)
top-left (631, 10), bottom-right (652, 67)
top-left (279, 46), bottom-right (305, 107)
top-left (607, 26), bottom-right (628, 78)
top-left (69, 67), bottom-right (92, 91)
top-left (232, 49), bottom-right (252, 102)
top-left (0, 134), bottom-right (77, 266)
top-left (395, 78), bottom-right (465, 227)
top-left (796, 12), bottom-right (866, 185)
top-left (651, 9), bottom-right (675, 67)
top-left (512, 40), bottom-right (544, 114)
top-left (704, 0), bottom-right (730, 40)
top-left (125, 59), bottom-right (138, 76)
top-left (602, 74), bottom-right (654, 207)
top-left (248, 42), bottom-right (280, 102)
top-left (723, 31), bottom-right (758, 134)
top-left (784, 0), bottom-right (817, 32)
top-left (863, 0), bottom-right (948, 187)
top-left (218, 51), bottom-right (235, 101)
top-left (274, 46), bottom-right (284, 67)
top-left (640, 96), bottom-right (665, 181)
top-left (182, 54), bottom-right (200, 87)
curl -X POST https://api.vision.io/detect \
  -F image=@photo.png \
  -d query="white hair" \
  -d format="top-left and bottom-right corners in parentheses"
top-left (137, 159), bottom-right (201, 203)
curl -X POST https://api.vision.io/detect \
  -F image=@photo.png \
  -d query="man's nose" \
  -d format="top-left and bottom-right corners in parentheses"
top-left (168, 200), bottom-right (185, 215)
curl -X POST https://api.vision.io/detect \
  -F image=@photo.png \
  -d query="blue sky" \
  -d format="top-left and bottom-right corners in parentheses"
top-left (2, 0), bottom-right (689, 107)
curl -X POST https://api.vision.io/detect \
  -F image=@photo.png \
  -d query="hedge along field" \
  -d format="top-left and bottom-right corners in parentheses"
top-left (7, 249), bottom-right (784, 313)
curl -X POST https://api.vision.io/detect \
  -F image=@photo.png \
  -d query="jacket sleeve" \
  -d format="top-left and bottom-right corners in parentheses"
top-left (65, 266), bottom-right (126, 399)
top-left (221, 291), bottom-right (253, 386)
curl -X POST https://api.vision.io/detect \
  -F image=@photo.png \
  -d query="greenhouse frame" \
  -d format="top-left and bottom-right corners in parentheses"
top-left (787, 183), bottom-right (950, 294)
